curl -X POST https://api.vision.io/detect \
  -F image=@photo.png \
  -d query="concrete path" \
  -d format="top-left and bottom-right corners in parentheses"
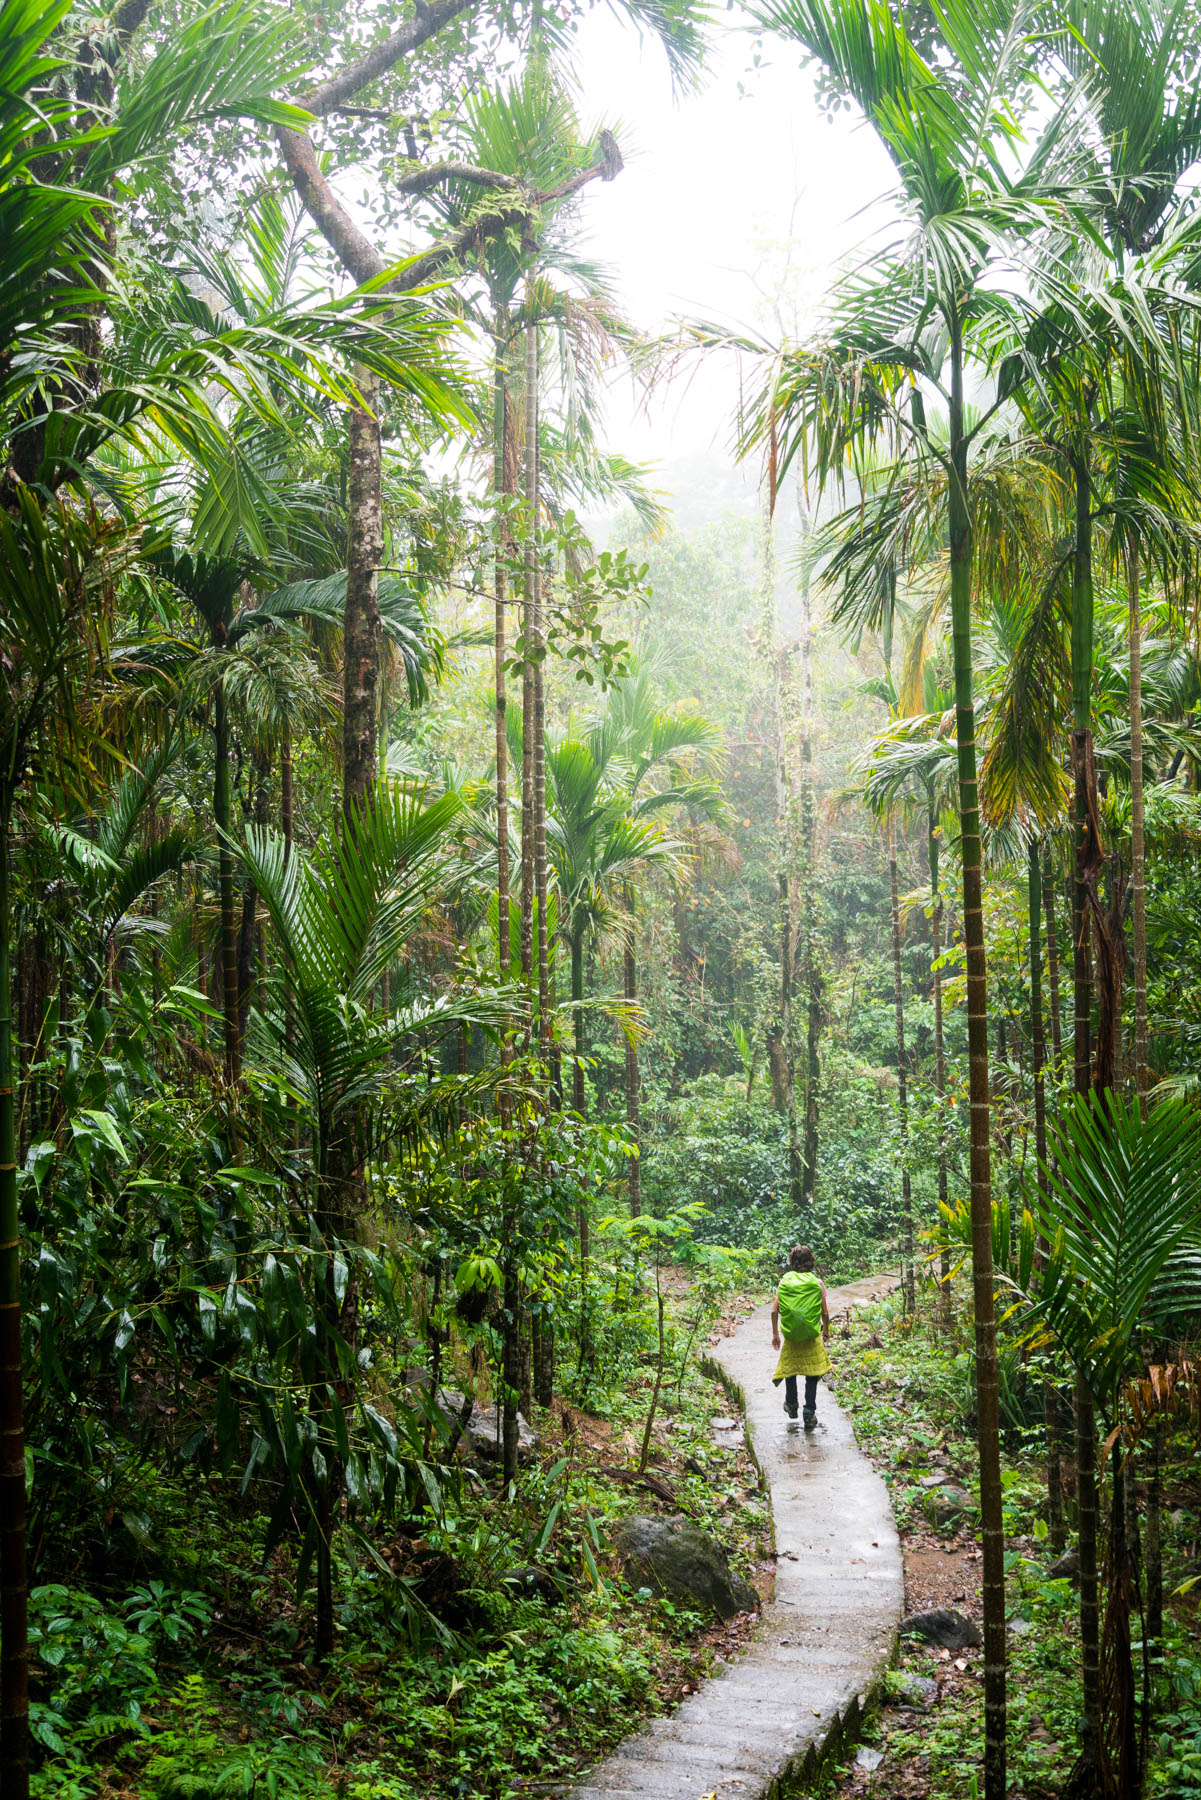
top-left (566, 1273), bottom-right (903, 1800)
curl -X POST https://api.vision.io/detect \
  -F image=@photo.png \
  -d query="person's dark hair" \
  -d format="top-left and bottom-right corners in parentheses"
top-left (788, 1245), bottom-right (816, 1272)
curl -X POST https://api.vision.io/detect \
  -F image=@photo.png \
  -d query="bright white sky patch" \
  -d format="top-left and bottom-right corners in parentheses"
top-left (570, 6), bottom-right (898, 486)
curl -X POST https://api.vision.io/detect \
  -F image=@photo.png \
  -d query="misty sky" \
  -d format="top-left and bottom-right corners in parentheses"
top-left (570, 7), bottom-right (898, 488)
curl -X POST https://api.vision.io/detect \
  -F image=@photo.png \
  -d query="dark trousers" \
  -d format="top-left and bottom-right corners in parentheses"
top-left (785, 1374), bottom-right (820, 1415)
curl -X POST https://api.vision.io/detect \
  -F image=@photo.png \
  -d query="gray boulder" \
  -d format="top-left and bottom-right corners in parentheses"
top-left (923, 1484), bottom-right (974, 1529)
top-left (885, 1673), bottom-right (938, 1710)
top-left (613, 1515), bottom-right (759, 1620)
top-left (1047, 1547), bottom-right (1080, 1581)
top-left (901, 1607), bottom-right (982, 1650)
top-left (464, 1405), bottom-right (538, 1463)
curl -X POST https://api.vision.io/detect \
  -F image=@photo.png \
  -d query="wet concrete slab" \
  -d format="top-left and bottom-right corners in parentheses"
top-left (562, 1273), bottom-right (904, 1798)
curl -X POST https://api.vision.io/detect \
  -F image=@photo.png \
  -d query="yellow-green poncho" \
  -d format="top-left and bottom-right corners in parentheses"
top-left (772, 1330), bottom-right (831, 1383)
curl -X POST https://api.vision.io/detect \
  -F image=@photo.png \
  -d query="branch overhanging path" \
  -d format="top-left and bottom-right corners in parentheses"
top-left (559, 1273), bottom-right (903, 1800)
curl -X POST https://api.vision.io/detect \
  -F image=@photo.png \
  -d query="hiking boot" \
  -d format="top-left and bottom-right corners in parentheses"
top-left (784, 1400), bottom-right (798, 1419)
top-left (802, 1410), bottom-right (817, 1430)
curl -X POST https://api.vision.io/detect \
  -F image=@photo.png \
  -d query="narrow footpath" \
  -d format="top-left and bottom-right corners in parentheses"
top-left (567, 1273), bottom-right (904, 1800)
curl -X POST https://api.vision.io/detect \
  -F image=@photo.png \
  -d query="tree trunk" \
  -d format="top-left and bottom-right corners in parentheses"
top-left (213, 683), bottom-right (240, 1082)
top-left (1146, 1417), bottom-right (1164, 1644)
top-left (520, 319), bottom-right (536, 986)
top-left (501, 1254), bottom-right (521, 1487)
top-left (763, 496), bottom-right (801, 1208)
top-left (947, 326), bottom-right (1006, 1800)
top-left (0, 811), bottom-right (30, 1800)
top-left (1129, 544), bottom-right (1149, 1116)
top-left (624, 881), bottom-right (641, 1217)
top-left (571, 925), bottom-right (590, 1352)
top-left (1029, 840), bottom-right (1065, 1552)
top-left (494, 327), bottom-right (512, 984)
top-left (1043, 842), bottom-right (1063, 1072)
top-left (237, 751), bottom-right (270, 1041)
top-left (888, 815), bottom-right (915, 1315)
top-left (317, 364), bottom-right (383, 1651)
top-left (343, 366), bottom-right (383, 821)
top-left (1070, 449), bottom-right (1105, 1796)
top-left (930, 814), bottom-right (951, 1323)
top-left (533, 566), bottom-right (549, 1043)
top-left (280, 723), bottom-right (294, 854)
top-left (798, 505), bottom-right (819, 1205)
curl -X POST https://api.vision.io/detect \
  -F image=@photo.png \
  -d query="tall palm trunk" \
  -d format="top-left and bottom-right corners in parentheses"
top-left (888, 814), bottom-right (914, 1314)
top-left (1029, 840), bottom-right (1065, 1552)
top-left (493, 329), bottom-right (512, 986)
top-left (1129, 544), bottom-right (1149, 1115)
top-left (763, 498), bottom-right (802, 1206)
top-left (947, 328), bottom-right (1006, 1800)
top-left (213, 682), bottom-right (240, 1082)
top-left (520, 319), bottom-right (537, 985)
top-left (533, 552), bottom-right (549, 1040)
top-left (1128, 538), bottom-right (1163, 1646)
top-left (930, 813), bottom-right (951, 1323)
top-left (343, 367), bottom-right (383, 820)
top-left (570, 925), bottom-right (589, 1275)
top-left (0, 808), bottom-right (29, 1800)
top-left (624, 879), bottom-right (640, 1217)
top-left (798, 511), bottom-right (819, 1204)
top-left (315, 364), bottom-right (383, 1649)
top-left (1043, 843), bottom-right (1063, 1072)
top-left (1070, 449), bottom-right (1105, 1794)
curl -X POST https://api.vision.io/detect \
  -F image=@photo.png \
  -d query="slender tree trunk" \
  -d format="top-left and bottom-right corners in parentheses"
top-left (494, 327), bottom-right (512, 984)
top-left (930, 816), bottom-right (951, 1323)
top-left (520, 319), bottom-right (536, 986)
top-left (533, 573), bottom-right (549, 1043)
top-left (1146, 1418), bottom-right (1164, 1644)
top-left (888, 815), bottom-right (915, 1315)
top-left (798, 508), bottom-right (819, 1205)
top-left (1129, 544), bottom-right (1149, 1115)
top-left (213, 683), bottom-right (240, 1082)
top-left (947, 329), bottom-right (1006, 1800)
top-left (317, 364), bottom-right (383, 1652)
top-left (501, 1251), bottom-right (521, 1487)
top-left (1029, 840), bottom-right (1065, 1551)
top-left (237, 752), bottom-right (270, 1041)
top-left (624, 881), bottom-right (641, 1217)
top-left (572, 928), bottom-right (590, 1281)
top-left (343, 366), bottom-right (383, 821)
top-left (763, 496), bottom-right (801, 1207)
top-left (1044, 843), bottom-right (1063, 1073)
top-left (281, 724), bottom-right (294, 856)
top-left (1029, 841), bottom-right (1049, 1189)
top-left (1070, 449), bottom-right (1105, 1796)
top-left (0, 810), bottom-right (29, 1800)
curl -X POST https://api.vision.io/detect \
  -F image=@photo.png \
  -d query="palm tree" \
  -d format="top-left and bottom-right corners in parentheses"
top-left (1027, 1091), bottom-right (1201, 1800)
top-left (744, 4), bottom-right (1089, 1784)
top-left (241, 782), bottom-right (507, 1654)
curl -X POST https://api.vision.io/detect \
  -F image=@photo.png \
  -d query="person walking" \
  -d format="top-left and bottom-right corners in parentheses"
top-left (771, 1244), bottom-right (830, 1429)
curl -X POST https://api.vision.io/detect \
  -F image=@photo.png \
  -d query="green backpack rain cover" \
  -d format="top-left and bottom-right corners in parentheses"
top-left (778, 1271), bottom-right (822, 1344)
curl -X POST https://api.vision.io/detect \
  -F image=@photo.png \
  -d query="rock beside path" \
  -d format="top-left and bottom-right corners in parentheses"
top-left (613, 1515), bottom-right (759, 1621)
top-left (1047, 1547), bottom-right (1080, 1580)
top-left (900, 1607), bottom-right (982, 1650)
top-left (923, 1483), bottom-right (974, 1529)
top-left (885, 1673), bottom-right (939, 1710)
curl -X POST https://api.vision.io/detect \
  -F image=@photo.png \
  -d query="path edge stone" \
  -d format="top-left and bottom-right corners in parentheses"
top-left (699, 1351), bottom-right (774, 1552)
